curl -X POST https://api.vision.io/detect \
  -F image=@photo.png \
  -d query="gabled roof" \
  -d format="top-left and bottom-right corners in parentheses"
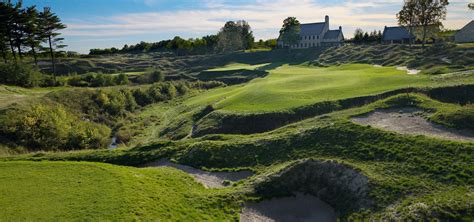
top-left (382, 26), bottom-right (414, 41)
top-left (300, 22), bottom-right (326, 36)
top-left (323, 30), bottom-right (342, 39)
top-left (457, 20), bottom-right (474, 33)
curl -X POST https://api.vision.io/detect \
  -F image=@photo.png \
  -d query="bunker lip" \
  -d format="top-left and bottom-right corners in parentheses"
top-left (141, 159), bottom-right (253, 188)
top-left (352, 107), bottom-right (474, 142)
top-left (240, 193), bottom-right (337, 222)
top-left (396, 66), bottom-right (420, 75)
top-left (254, 159), bottom-right (372, 217)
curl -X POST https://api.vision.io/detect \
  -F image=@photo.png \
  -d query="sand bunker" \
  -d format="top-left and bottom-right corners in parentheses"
top-left (396, 66), bottom-right (420, 75)
top-left (352, 108), bottom-right (474, 142)
top-left (142, 160), bottom-right (253, 188)
top-left (240, 193), bottom-right (337, 222)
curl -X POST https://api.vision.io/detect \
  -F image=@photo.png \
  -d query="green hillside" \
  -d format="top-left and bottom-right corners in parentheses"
top-left (1, 44), bottom-right (473, 221)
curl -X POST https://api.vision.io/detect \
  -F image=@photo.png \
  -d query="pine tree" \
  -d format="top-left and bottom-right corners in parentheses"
top-left (24, 6), bottom-right (41, 65)
top-left (0, 4), bottom-right (9, 63)
top-left (0, 1), bottom-right (19, 60)
top-left (38, 7), bottom-right (66, 82)
top-left (11, 2), bottom-right (28, 60)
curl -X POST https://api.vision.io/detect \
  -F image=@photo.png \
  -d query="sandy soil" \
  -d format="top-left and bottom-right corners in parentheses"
top-left (396, 66), bottom-right (420, 75)
top-left (141, 159), bottom-right (253, 188)
top-left (240, 193), bottom-right (336, 222)
top-left (352, 108), bottom-right (474, 142)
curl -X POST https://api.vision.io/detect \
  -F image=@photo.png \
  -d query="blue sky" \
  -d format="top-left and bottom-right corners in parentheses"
top-left (21, 0), bottom-right (474, 53)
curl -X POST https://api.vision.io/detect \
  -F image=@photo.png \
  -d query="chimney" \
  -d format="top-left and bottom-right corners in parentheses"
top-left (339, 26), bottom-right (342, 31)
top-left (325, 15), bottom-right (329, 24)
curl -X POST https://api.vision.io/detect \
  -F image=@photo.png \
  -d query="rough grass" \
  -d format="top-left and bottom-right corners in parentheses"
top-left (0, 161), bottom-right (241, 221)
top-left (0, 85), bottom-right (62, 110)
top-left (318, 44), bottom-right (474, 75)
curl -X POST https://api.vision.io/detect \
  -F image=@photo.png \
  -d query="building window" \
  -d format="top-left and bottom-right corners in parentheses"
top-left (313, 36), bottom-right (315, 40)
top-left (317, 36), bottom-right (319, 39)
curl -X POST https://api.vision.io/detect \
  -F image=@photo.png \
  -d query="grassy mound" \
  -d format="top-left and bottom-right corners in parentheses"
top-left (39, 48), bottom-right (325, 77)
top-left (318, 44), bottom-right (474, 74)
top-left (0, 161), bottom-right (240, 221)
top-left (197, 63), bottom-right (269, 84)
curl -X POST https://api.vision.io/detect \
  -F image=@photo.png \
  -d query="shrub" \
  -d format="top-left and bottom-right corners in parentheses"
top-left (147, 84), bottom-right (166, 102)
top-left (0, 104), bottom-right (111, 151)
top-left (90, 73), bottom-right (115, 87)
top-left (175, 81), bottom-right (190, 95)
top-left (191, 80), bottom-right (226, 89)
top-left (0, 62), bottom-right (42, 87)
top-left (138, 67), bottom-right (165, 84)
top-left (150, 69), bottom-right (165, 82)
top-left (116, 73), bottom-right (129, 85)
top-left (132, 88), bottom-right (153, 106)
top-left (160, 82), bottom-right (177, 99)
top-left (67, 73), bottom-right (129, 87)
top-left (120, 89), bottom-right (138, 111)
top-left (67, 75), bottom-right (89, 87)
top-left (94, 90), bottom-right (127, 116)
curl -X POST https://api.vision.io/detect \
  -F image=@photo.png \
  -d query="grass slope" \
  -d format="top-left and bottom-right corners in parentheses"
top-left (0, 161), bottom-right (240, 221)
top-left (0, 85), bottom-right (62, 110)
top-left (3, 93), bottom-right (474, 220)
top-left (186, 63), bottom-right (472, 112)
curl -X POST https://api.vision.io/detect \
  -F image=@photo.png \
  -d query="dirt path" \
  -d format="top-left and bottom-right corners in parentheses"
top-left (352, 108), bottom-right (474, 142)
top-left (240, 193), bottom-right (336, 222)
top-left (141, 159), bottom-right (253, 188)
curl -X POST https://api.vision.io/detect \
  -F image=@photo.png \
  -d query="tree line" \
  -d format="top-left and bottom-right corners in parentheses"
top-left (0, 0), bottom-right (66, 81)
top-left (90, 35), bottom-right (219, 55)
top-left (351, 29), bottom-right (383, 44)
top-left (89, 20), bottom-right (268, 55)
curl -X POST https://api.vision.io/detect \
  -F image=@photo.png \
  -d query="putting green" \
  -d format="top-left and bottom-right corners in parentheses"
top-left (186, 64), bottom-right (435, 112)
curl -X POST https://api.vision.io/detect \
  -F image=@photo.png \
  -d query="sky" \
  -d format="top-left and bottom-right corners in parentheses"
top-left (21, 0), bottom-right (474, 54)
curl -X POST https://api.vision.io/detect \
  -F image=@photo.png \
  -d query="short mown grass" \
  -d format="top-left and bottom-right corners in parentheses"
top-left (0, 161), bottom-right (241, 221)
top-left (186, 63), bottom-right (473, 112)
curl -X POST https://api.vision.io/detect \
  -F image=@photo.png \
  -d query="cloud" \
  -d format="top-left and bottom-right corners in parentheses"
top-left (63, 0), bottom-right (474, 41)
